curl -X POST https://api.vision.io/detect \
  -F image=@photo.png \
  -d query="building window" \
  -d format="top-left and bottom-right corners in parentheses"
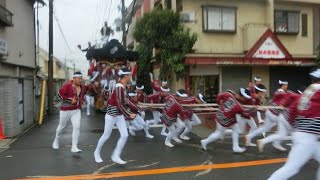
top-left (275, 10), bottom-right (299, 34)
top-left (301, 14), bottom-right (308, 37)
top-left (202, 6), bottom-right (237, 33)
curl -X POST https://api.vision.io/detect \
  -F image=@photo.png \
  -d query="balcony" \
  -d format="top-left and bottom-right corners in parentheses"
top-left (0, 5), bottom-right (13, 27)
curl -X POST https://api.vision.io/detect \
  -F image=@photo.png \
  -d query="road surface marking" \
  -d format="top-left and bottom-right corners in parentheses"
top-left (16, 158), bottom-right (286, 180)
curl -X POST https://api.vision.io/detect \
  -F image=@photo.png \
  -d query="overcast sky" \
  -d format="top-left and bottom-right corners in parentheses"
top-left (37, 0), bottom-right (133, 73)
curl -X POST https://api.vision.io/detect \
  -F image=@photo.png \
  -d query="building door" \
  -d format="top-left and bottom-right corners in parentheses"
top-left (18, 79), bottom-right (24, 125)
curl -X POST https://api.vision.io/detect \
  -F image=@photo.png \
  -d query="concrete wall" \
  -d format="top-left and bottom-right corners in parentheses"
top-left (0, 0), bottom-right (36, 137)
top-left (0, 0), bottom-right (35, 68)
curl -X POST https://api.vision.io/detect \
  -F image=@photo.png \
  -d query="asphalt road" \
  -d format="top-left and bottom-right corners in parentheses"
top-left (0, 109), bottom-right (317, 180)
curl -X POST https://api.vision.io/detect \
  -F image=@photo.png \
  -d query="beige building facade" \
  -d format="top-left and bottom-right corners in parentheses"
top-left (128, 0), bottom-right (320, 102)
top-left (172, 0), bottom-right (319, 101)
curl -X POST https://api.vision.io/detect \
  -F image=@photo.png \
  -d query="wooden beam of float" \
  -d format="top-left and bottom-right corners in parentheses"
top-left (138, 102), bottom-right (285, 110)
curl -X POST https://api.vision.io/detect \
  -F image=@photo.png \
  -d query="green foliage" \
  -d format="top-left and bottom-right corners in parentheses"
top-left (133, 8), bottom-right (197, 89)
top-left (136, 44), bottom-right (153, 94)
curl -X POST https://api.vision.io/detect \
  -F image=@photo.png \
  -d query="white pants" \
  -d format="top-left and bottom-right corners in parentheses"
top-left (152, 110), bottom-right (161, 124)
top-left (260, 114), bottom-right (292, 146)
top-left (180, 119), bottom-right (192, 138)
top-left (101, 80), bottom-right (108, 88)
top-left (178, 114), bottom-right (202, 138)
top-left (202, 123), bottom-right (242, 150)
top-left (236, 114), bottom-right (258, 134)
top-left (191, 113), bottom-right (202, 126)
top-left (246, 110), bottom-right (278, 142)
top-left (174, 118), bottom-right (187, 137)
top-left (268, 132), bottom-right (320, 180)
top-left (130, 115), bottom-right (152, 136)
top-left (147, 111), bottom-right (162, 125)
top-left (94, 114), bottom-right (128, 159)
top-left (109, 80), bottom-right (116, 92)
top-left (54, 109), bottom-right (81, 149)
top-left (85, 95), bottom-right (95, 115)
top-left (166, 124), bottom-right (177, 144)
top-left (139, 111), bottom-right (146, 120)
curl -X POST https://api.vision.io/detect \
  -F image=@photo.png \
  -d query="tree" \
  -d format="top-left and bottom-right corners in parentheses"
top-left (133, 8), bottom-right (197, 94)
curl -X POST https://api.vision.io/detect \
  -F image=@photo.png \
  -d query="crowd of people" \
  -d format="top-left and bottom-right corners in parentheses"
top-left (52, 63), bottom-right (320, 179)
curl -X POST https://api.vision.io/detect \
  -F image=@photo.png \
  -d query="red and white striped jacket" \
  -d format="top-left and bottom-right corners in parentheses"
top-left (215, 92), bottom-right (250, 127)
top-left (269, 89), bottom-right (288, 116)
top-left (127, 98), bottom-right (150, 113)
top-left (147, 93), bottom-right (161, 103)
top-left (177, 97), bottom-right (196, 120)
top-left (278, 92), bottom-right (301, 126)
top-left (58, 80), bottom-right (85, 111)
top-left (85, 83), bottom-right (99, 96)
top-left (295, 83), bottom-right (320, 134)
top-left (105, 83), bottom-right (131, 117)
top-left (237, 96), bottom-right (262, 118)
top-left (100, 69), bottom-right (110, 81)
top-left (107, 69), bottom-right (119, 81)
top-left (161, 95), bottom-right (189, 126)
top-left (137, 92), bottom-right (148, 103)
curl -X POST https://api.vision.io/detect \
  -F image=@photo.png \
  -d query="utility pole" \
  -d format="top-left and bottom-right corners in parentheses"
top-left (121, 0), bottom-right (126, 48)
top-left (48, 0), bottom-right (54, 113)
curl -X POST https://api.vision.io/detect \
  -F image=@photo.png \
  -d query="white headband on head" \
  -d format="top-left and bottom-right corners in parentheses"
top-left (310, 69), bottom-right (320, 78)
top-left (128, 92), bottom-right (137, 97)
top-left (279, 80), bottom-right (288, 85)
top-left (118, 69), bottom-right (131, 76)
top-left (198, 93), bottom-right (206, 103)
top-left (136, 85), bottom-right (144, 90)
top-left (160, 87), bottom-right (170, 92)
top-left (73, 74), bottom-right (83, 78)
top-left (240, 88), bottom-right (251, 99)
top-left (298, 90), bottom-right (303, 94)
top-left (254, 85), bottom-right (267, 92)
top-left (176, 91), bottom-right (188, 97)
top-left (254, 77), bottom-right (262, 82)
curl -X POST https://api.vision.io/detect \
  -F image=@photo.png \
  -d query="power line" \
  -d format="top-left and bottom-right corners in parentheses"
top-left (53, 14), bottom-right (71, 53)
top-left (107, 0), bottom-right (113, 23)
top-left (53, 8), bottom-right (71, 54)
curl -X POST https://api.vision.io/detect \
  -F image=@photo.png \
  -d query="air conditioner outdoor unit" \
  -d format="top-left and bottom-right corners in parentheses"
top-left (180, 12), bottom-right (196, 22)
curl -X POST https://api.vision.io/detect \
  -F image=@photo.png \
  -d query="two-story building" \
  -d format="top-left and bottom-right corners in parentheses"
top-left (176, 0), bottom-right (320, 100)
top-left (129, 0), bottom-right (320, 102)
top-left (0, 0), bottom-right (44, 137)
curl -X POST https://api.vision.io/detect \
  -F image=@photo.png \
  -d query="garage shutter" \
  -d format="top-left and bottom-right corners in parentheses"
top-left (221, 66), bottom-right (251, 92)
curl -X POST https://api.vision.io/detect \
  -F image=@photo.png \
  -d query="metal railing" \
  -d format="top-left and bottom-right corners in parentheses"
top-left (0, 5), bottom-right (13, 26)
